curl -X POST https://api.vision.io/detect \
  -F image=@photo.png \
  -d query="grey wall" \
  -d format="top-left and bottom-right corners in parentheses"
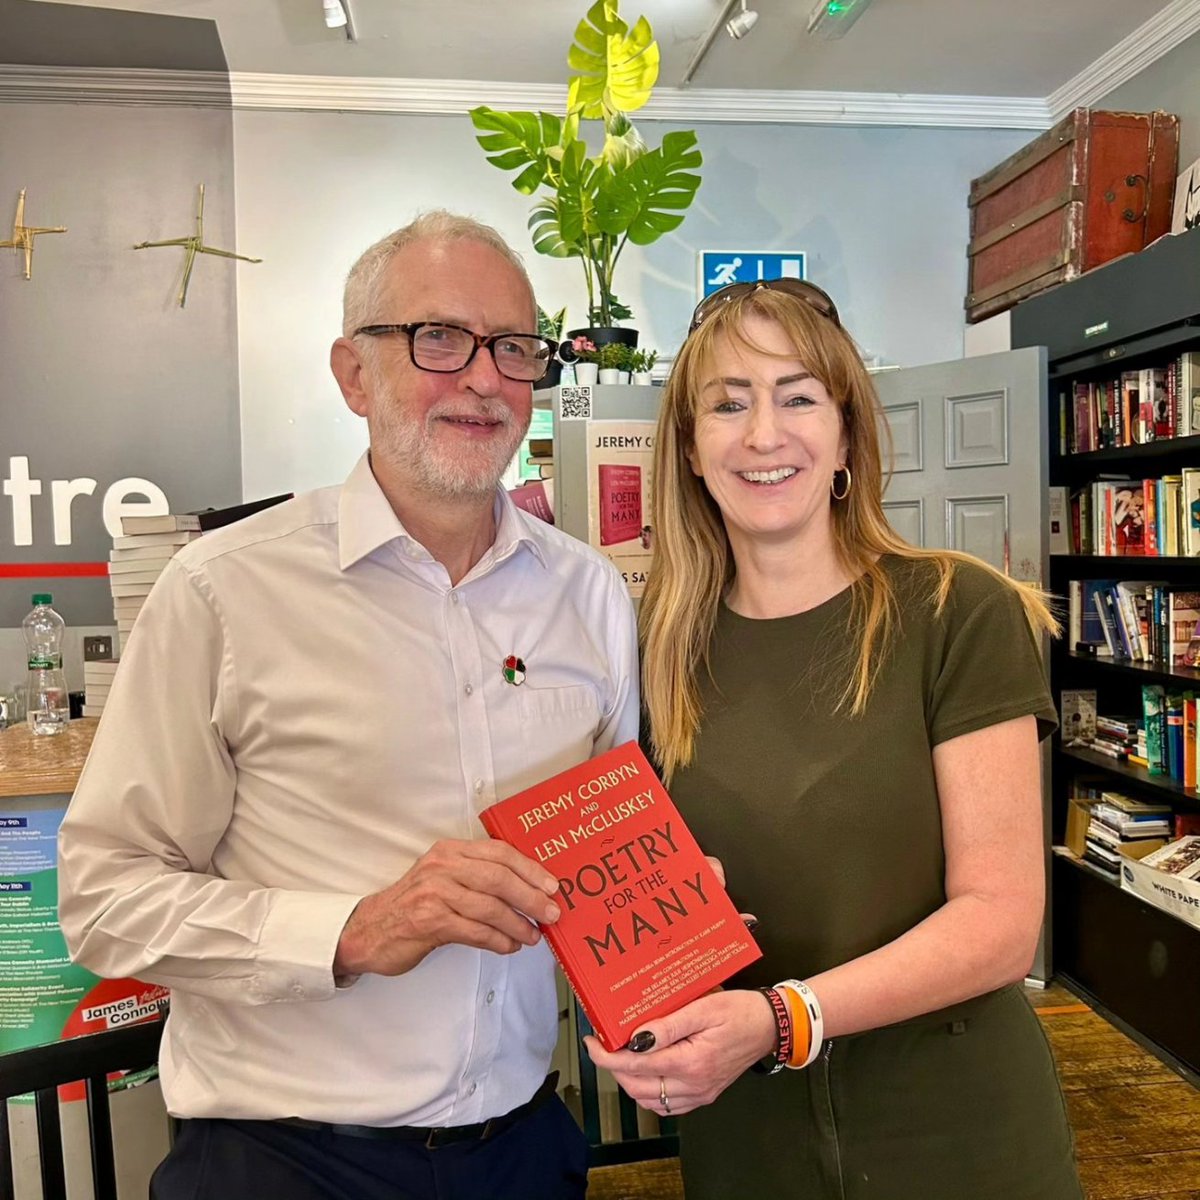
top-left (230, 108), bottom-right (1031, 499)
top-left (1095, 29), bottom-right (1200, 164)
top-left (0, 99), bottom-right (242, 677)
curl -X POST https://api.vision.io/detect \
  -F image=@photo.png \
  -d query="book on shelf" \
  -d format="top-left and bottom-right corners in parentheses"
top-left (1183, 468), bottom-right (1200, 557)
top-left (120, 493), bottom-right (292, 536)
top-left (1060, 690), bottom-right (1097, 746)
top-left (527, 437), bottom-right (554, 458)
top-left (1142, 685), bottom-right (1167, 775)
top-left (1168, 590), bottom-right (1200, 666)
top-left (1048, 486), bottom-right (1070, 554)
top-left (479, 741), bottom-right (762, 1052)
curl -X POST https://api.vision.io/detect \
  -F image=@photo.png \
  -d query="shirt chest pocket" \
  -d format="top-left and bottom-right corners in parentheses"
top-left (511, 684), bottom-right (602, 784)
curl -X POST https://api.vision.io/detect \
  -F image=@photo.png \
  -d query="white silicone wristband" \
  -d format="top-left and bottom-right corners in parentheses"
top-left (775, 978), bottom-right (824, 1069)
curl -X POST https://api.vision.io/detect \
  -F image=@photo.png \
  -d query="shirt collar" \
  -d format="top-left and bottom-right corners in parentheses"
top-left (338, 452), bottom-right (547, 572)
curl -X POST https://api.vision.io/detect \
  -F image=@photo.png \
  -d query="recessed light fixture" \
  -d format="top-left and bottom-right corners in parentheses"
top-left (726, 0), bottom-right (758, 39)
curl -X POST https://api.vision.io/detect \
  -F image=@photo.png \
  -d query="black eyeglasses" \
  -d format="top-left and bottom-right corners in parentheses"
top-left (688, 279), bottom-right (841, 334)
top-left (354, 322), bottom-right (558, 383)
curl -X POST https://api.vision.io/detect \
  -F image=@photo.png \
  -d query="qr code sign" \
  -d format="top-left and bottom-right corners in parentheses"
top-left (559, 386), bottom-right (592, 420)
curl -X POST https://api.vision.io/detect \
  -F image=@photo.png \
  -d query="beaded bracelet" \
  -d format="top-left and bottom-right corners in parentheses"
top-left (775, 978), bottom-right (825, 1069)
top-left (750, 985), bottom-right (792, 1075)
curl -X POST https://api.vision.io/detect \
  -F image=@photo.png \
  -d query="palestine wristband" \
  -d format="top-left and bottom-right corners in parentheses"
top-left (775, 978), bottom-right (824, 1069)
top-left (751, 986), bottom-right (792, 1075)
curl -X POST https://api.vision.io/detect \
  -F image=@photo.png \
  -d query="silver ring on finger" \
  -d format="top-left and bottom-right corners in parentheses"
top-left (659, 1076), bottom-right (670, 1114)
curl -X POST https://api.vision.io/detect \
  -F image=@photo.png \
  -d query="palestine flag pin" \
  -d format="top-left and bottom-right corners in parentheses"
top-left (502, 655), bottom-right (526, 685)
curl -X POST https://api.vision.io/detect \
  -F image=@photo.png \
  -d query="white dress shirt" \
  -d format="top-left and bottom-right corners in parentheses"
top-left (58, 453), bottom-right (639, 1126)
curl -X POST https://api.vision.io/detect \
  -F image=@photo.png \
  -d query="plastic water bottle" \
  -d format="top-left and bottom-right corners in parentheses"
top-left (23, 594), bottom-right (69, 736)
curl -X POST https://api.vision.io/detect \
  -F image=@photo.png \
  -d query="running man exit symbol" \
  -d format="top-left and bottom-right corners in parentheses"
top-left (699, 251), bottom-right (807, 298)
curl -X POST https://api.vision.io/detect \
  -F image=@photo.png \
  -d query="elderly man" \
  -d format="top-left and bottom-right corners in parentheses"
top-left (58, 211), bottom-right (639, 1200)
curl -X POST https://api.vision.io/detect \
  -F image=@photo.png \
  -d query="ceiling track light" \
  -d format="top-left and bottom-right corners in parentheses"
top-left (321, 0), bottom-right (356, 41)
top-left (726, 0), bottom-right (758, 40)
top-left (806, 0), bottom-right (874, 40)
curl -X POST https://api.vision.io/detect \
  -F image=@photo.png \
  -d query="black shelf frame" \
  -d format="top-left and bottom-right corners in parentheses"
top-left (1057, 745), bottom-right (1200, 811)
top-left (1015, 227), bottom-right (1200, 1079)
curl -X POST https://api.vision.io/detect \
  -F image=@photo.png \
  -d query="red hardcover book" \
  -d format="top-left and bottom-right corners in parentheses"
top-left (507, 478), bottom-right (555, 525)
top-left (479, 741), bottom-right (762, 1051)
top-left (597, 464), bottom-right (643, 546)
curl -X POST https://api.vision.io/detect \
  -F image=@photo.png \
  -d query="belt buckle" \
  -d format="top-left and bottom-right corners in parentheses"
top-left (479, 1117), bottom-right (498, 1142)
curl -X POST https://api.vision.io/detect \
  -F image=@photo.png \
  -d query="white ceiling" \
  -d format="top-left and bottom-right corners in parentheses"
top-left (25, 0), bottom-right (1195, 98)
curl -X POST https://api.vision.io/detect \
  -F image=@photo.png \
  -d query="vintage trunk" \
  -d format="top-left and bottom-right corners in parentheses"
top-left (966, 109), bottom-right (1179, 323)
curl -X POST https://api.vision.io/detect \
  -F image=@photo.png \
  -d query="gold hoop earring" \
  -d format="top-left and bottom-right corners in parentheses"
top-left (831, 467), bottom-right (852, 501)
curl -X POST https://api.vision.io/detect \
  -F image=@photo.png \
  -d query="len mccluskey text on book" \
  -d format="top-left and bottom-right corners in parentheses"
top-left (481, 742), bottom-right (761, 1052)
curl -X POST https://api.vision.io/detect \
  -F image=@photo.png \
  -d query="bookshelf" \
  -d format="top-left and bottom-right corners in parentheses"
top-left (1012, 226), bottom-right (1200, 1077)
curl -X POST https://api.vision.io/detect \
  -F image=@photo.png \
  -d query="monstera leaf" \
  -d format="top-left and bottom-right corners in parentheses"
top-left (567, 0), bottom-right (659, 121)
top-left (469, 108), bottom-right (564, 196)
top-left (594, 130), bottom-right (702, 243)
top-left (529, 198), bottom-right (582, 260)
top-left (602, 111), bottom-right (648, 172)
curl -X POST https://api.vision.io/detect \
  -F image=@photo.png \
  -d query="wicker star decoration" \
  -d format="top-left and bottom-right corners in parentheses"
top-left (0, 189), bottom-right (67, 280)
top-left (134, 184), bottom-right (262, 308)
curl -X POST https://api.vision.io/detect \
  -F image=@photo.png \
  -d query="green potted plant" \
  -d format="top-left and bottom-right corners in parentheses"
top-left (470, 0), bottom-right (703, 346)
top-left (597, 340), bottom-right (636, 383)
top-left (537, 304), bottom-right (567, 388)
top-left (629, 347), bottom-right (657, 385)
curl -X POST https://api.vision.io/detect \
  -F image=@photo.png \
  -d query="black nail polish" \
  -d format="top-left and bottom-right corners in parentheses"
top-left (743, 917), bottom-right (759, 931)
top-left (628, 1030), bottom-right (656, 1053)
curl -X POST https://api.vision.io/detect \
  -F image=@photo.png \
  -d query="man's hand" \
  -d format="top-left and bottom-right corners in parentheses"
top-left (334, 839), bottom-right (561, 977)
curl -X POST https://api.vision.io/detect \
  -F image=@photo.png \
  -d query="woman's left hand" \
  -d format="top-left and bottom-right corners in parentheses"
top-left (584, 988), bottom-right (776, 1117)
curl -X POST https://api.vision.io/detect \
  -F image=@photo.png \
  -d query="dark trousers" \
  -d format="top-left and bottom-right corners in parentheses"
top-left (150, 1096), bottom-right (589, 1200)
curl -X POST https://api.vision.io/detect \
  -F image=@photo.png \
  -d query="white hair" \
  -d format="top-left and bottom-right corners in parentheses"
top-left (342, 210), bottom-right (535, 339)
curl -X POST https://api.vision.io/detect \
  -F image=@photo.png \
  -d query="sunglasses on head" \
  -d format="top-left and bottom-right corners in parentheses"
top-left (688, 278), bottom-right (841, 334)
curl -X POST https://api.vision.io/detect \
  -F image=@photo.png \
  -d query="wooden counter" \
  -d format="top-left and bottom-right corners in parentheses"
top-left (0, 718), bottom-right (97, 798)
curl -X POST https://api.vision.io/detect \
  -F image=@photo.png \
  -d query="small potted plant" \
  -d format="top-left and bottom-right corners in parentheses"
top-left (537, 305), bottom-right (567, 388)
top-left (598, 341), bottom-right (635, 384)
top-left (630, 348), bottom-right (657, 385)
top-left (566, 334), bottom-right (600, 384)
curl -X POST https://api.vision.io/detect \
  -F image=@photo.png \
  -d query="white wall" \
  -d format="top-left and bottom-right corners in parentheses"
top-left (230, 109), bottom-right (1031, 498)
top-left (1095, 29), bottom-right (1200, 164)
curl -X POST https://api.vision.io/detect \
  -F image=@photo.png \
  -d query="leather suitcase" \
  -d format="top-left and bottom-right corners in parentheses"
top-left (966, 108), bottom-right (1179, 323)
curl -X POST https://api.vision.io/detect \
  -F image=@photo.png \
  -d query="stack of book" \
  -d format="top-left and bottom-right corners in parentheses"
top-left (1084, 791), bottom-right (1173, 876)
top-left (109, 495), bottom-right (293, 651)
top-left (1092, 713), bottom-right (1141, 762)
top-left (110, 521), bottom-right (203, 653)
top-left (526, 436), bottom-right (554, 480)
top-left (82, 659), bottom-right (120, 718)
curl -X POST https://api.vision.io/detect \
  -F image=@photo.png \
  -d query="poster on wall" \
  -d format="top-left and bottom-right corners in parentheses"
top-left (0, 796), bottom-right (166, 1087)
top-left (585, 421), bottom-right (655, 599)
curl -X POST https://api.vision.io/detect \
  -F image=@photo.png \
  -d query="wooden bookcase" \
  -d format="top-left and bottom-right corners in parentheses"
top-left (1012, 226), bottom-right (1200, 1078)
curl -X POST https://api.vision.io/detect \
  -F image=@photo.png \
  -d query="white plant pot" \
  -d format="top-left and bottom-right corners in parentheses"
top-left (631, 372), bottom-right (653, 386)
top-left (618, 371), bottom-right (631, 384)
top-left (598, 368), bottom-right (621, 384)
top-left (574, 362), bottom-right (599, 385)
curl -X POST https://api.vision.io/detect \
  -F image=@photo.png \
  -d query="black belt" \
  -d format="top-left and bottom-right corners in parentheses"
top-left (275, 1071), bottom-right (558, 1149)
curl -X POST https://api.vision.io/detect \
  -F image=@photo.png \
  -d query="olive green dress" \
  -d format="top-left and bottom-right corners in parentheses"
top-left (671, 556), bottom-right (1083, 1200)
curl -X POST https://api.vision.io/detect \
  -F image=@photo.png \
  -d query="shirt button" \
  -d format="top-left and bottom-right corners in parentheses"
top-left (474, 779), bottom-right (484, 794)
top-left (451, 593), bottom-right (460, 605)
top-left (468, 1082), bottom-right (478, 1096)
top-left (486, 990), bottom-right (495, 1005)
top-left (464, 683), bottom-right (474, 696)
top-left (291, 983), bottom-right (304, 996)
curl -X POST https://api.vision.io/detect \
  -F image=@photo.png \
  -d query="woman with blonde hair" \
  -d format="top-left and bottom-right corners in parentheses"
top-left (585, 280), bottom-right (1082, 1198)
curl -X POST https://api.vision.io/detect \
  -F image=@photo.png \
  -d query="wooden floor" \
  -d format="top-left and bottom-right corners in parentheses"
top-left (587, 982), bottom-right (1200, 1200)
